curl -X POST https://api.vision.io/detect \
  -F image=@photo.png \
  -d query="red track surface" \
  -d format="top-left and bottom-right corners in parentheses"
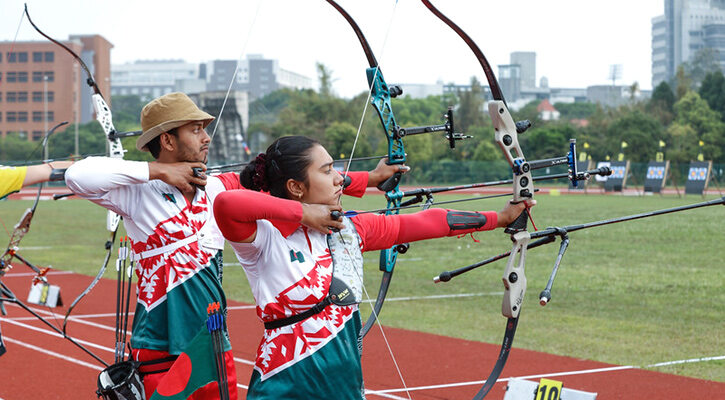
top-left (1, 271), bottom-right (722, 399)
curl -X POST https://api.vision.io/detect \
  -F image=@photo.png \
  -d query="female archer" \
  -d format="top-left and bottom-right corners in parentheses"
top-left (213, 135), bottom-right (532, 399)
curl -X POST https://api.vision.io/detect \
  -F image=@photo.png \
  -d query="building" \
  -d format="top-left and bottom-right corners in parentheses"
top-left (0, 35), bottom-right (112, 141)
top-left (537, 99), bottom-right (560, 121)
top-left (190, 91), bottom-right (249, 165)
top-left (206, 55), bottom-right (313, 101)
top-left (111, 60), bottom-right (201, 101)
top-left (510, 51), bottom-right (537, 90)
top-left (498, 64), bottom-right (522, 101)
top-left (652, 0), bottom-right (725, 87)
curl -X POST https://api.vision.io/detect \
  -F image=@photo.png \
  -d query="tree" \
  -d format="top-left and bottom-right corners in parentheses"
top-left (554, 102), bottom-right (597, 120)
top-left (456, 77), bottom-right (486, 133)
top-left (647, 81), bottom-right (676, 125)
top-left (605, 110), bottom-right (665, 162)
top-left (111, 95), bottom-right (145, 125)
top-left (325, 121), bottom-right (370, 159)
top-left (523, 123), bottom-right (578, 161)
top-left (0, 132), bottom-right (37, 161)
top-left (674, 65), bottom-right (693, 99)
top-left (684, 47), bottom-right (721, 88)
top-left (628, 81), bottom-right (640, 103)
top-left (317, 62), bottom-right (335, 98)
top-left (672, 91), bottom-right (725, 162)
top-left (698, 70), bottom-right (725, 121)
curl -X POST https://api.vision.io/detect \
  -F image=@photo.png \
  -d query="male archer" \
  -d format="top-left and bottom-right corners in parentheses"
top-left (65, 92), bottom-right (403, 399)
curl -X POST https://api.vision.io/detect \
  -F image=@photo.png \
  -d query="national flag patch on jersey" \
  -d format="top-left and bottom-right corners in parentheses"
top-left (162, 193), bottom-right (176, 203)
top-left (289, 250), bottom-right (305, 263)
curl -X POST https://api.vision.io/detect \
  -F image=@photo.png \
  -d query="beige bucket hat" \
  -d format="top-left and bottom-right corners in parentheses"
top-left (137, 92), bottom-right (215, 151)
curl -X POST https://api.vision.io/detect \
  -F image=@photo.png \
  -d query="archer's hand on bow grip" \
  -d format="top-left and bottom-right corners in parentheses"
top-left (375, 164), bottom-right (410, 192)
top-left (499, 200), bottom-right (535, 233)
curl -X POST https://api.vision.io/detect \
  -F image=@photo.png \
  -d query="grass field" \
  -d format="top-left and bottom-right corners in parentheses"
top-left (1, 191), bottom-right (723, 382)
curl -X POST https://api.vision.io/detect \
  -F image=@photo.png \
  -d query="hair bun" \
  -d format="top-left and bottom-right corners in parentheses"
top-left (252, 153), bottom-right (269, 192)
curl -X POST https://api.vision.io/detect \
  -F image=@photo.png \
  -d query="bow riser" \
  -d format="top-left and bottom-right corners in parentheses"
top-left (91, 95), bottom-right (124, 232)
top-left (501, 231), bottom-right (530, 319)
top-left (92, 95), bottom-right (123, 157)
top-left (367, 67), bottom-right (405, 166)
top-left (490, 101), bottom-right (533, 204)
top-left (366, 66), bottom-right (405, 275)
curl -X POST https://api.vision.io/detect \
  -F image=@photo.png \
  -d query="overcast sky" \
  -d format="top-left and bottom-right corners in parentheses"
top-left (3, 0), bottom-right (665, 98)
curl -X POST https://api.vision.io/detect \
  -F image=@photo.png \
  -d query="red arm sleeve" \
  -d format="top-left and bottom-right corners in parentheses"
top-left (215, 172), bottom-right (242, 190)
top-left (214, 190), bottom-right (303, 242)
top-left (342, 171), bottom-right (368, 198)
top-left (353, 209), bottom-right (498, 252)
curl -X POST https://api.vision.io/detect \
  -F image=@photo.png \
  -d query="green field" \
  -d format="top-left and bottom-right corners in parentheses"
top-left (1, 192), bottom-right (723, 381)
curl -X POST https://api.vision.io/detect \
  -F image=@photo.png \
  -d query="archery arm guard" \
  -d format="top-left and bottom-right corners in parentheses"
top-left (393, 209), bottom-right (497, 245)
top-left (49, 168), bottom-right (66, 182)
top-left (446, 210), bottom-right (491, 231)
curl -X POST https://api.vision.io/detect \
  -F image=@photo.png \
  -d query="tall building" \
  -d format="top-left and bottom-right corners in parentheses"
top-left (510, 52), bottom-right (537, 90)
top-left (207, 55), bottom-right (313, 100)
top-left (111, 60), bottom-right (201, 101)
top-left (498, 64), bottom-right (522, 101)
top-left (0, 35), bottom-right (112, 141)
top-left (652, 0), bottom-right (725, 86)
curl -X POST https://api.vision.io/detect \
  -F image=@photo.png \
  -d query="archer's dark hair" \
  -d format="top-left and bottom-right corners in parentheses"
top-left (240, 136), bottom-right (321, 198)
top-left (146, 128), bottom-right (179, 159)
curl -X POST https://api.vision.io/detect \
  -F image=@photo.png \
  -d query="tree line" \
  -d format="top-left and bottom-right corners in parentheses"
top-left (3, 61), bottom-right (724, 171)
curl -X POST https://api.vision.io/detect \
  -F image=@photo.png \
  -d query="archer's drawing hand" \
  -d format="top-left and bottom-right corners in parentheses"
top-left (301, 203), bottom-right (344, 234)
top-left (368, 157), bottom-right (410, 188)
top-left (149, 161), bottom-right (207, 193)
top-left (497, 199), bottom-right (536, 228)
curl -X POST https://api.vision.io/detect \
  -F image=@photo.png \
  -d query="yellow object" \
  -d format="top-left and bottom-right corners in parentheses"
top-left (549, 189), bottom-right (560, 196)
top-left (0, 166), bottom-right (27, 199)
top-left (583, 142), bottom-right (590, 149)
top-left (537, 378), bottom-right (563, 400)
top-left (698, 153), bottom-right (704, 162)
top-left (621, 141), bottom-right (628, 149)
top-left (656, 151), bottom-right (664, 162)
top-left (618, 153), bottom-right (625, 161)
top-left (659, 140), bottom-right (666, 148)
top-left (578, 151), bottom-right (587, 162)
top-left (699, 140), bottom-right (705, 147)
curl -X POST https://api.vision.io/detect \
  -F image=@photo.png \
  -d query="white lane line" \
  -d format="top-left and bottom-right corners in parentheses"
top-left (0, 317), bottom-right (115, 355)
top-left (4, 302), bottom-right (131, 336)
top-left (3, 336), bottom-right (103, 371)
top-left (233, 356), bottom-right (254, 366)
top-left (646, 355), bottom-right (725, 368)
top-left (364, 389), bottom-right (410, 400)
top-left (3, 311), bottom-right (258, 367)
top-left (227, 305), bottom-right (256, 310)
top-left (364, 355), bottom-right (725, 395)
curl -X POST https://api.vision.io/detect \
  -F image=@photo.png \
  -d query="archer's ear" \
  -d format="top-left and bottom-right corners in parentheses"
top-left (159, 132), bottom-right (176, 153)
top-left (285, 179), bottom-right (305, 200)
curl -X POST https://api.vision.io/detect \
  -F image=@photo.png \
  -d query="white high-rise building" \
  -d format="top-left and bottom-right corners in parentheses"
top-left (111, 60), bottom-right (200, 100)
top-left (652, 0), bottom-right (725, 87)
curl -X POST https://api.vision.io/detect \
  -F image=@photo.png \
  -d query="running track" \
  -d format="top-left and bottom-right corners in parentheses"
top-left (0, 271), bottom-right (722, 399)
